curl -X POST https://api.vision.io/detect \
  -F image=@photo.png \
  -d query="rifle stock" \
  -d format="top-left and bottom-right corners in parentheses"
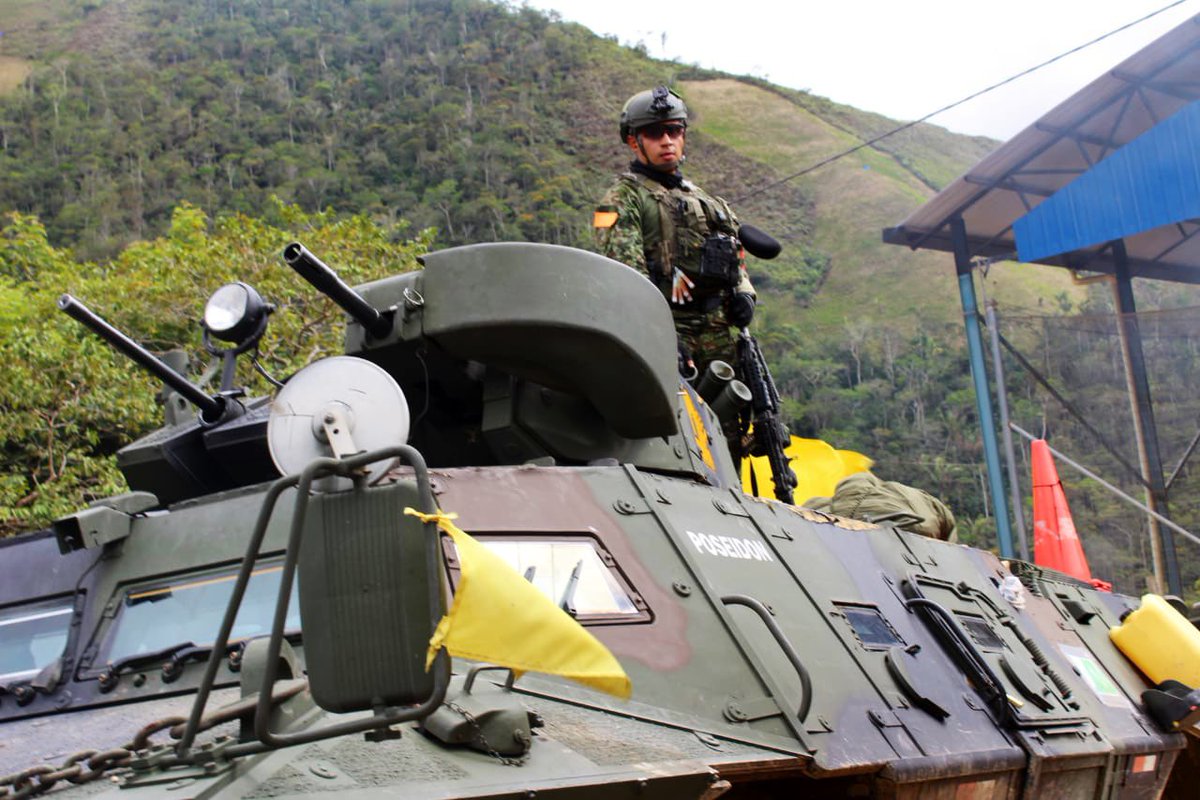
top-left (736, 329), bottom-right (797, 504)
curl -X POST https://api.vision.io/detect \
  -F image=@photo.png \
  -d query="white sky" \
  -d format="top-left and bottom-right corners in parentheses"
top-left (526, 0), bottom-right (1198, 140)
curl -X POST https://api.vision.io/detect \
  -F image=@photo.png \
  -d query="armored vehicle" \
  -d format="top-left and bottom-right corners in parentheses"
top-left (1, 242), bottom-right (1195, 799)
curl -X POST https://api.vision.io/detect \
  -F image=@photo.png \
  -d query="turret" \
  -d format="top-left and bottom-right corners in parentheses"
top-left (58, 243), bottom-right (740, 509)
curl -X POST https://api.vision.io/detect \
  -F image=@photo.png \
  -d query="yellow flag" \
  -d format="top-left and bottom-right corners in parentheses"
top-left (405, 508), bottom-right (632, 699)
top-left (741, 435), bottom-right (872, 505)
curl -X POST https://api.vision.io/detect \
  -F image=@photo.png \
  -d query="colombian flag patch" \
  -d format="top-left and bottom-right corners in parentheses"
top-left (593, 208), bottom-right (618, 228)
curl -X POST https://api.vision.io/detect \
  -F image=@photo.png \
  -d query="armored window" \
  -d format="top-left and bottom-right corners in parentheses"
top-left (835, 603), bottom-right (905, 649)
top-left (0, 597), bottom-right (73, 681)
top-left (103, 562), bottom-right (301, 664)
top-left (444, 536), bottom-right (649, 624)
top-left (956, 614), bottom-right (1006, 652)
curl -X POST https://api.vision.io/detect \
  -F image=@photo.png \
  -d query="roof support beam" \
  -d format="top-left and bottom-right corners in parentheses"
top-left (1011, 167), bottom-right (1087, 177)
top-left (1112, 242), bottom-right (1181, 595)
top-left (1033, 121), bottom-right (1129, 150)
top-left (963, 175), bottom-right (1055, 199)
top-left (1150, 222), bottom-right (1200, 262)
top-left (1111, 70), bottom-right (1200, 102)
top-left (897, 32), bottom-right (1200, 255)
top-left (951, 217), bottom-right (1014, 559)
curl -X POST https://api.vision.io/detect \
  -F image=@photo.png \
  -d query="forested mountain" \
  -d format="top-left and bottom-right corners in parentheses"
top-left (1, 0), bottom-right (1197, 598)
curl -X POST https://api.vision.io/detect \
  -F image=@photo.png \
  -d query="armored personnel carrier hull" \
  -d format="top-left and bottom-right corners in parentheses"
top-left (1, 243), bottom-right (1194, 799)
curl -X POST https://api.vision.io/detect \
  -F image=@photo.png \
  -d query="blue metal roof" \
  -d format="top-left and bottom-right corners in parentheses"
top-left (1014, 100), bottom-right (1200, 263)
top-left (884, 14), bottom-right (1200, 283)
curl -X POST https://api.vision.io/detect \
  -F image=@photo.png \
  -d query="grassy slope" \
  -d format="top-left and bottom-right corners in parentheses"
top-left (0, 0), bottom-right (96, 95)
top-left (0, 0), bottom-right (142, 96)
top-left (0, 0), bottom-right (71, 95)
top-left (0, 0), bottom-right (79, 59)
top-left (0, 58), bottom-right (31, 94)
top-left (1, 3), bottom-right (1087, 339)
top-left (680, 79), bottom-right (1087, 340)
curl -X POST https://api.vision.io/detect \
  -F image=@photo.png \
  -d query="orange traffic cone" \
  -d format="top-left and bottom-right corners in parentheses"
top-left (1031, 439), bottom-right (1110, 590)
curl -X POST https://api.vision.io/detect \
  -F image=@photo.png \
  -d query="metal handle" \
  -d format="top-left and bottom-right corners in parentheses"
top-left (254, 445), bottom-right (447, 748)
top-left (463, 664), bottom-right (517, 694)
top-left (721, 594), bottom-right (812, 722)
top-left (178, 444), bottom-right (446, 754)
top-left (902, 592), bottom-right (1008, 720)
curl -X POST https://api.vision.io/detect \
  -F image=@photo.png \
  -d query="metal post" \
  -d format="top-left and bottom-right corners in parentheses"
top-left (950, 218), bottom-right (1015, 558)
top-left (1111, 243), bottom-right (1181, 595)
top-left (986, 301), bottom-right (1030, 561)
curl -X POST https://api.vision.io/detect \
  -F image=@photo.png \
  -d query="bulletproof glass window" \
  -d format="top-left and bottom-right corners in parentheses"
top-left (445, 537), bottom-right (647, 623)
top-left (836, 604), bottom-right (905, 649)
top-left (0, 597), bottom-right (73, 681)
top-left (103, 563), bottom-right (300, 664)
top-left (956, 613), bottom-right (1006, 652)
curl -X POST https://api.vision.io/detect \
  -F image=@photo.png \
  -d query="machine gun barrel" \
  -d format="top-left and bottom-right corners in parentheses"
top-left (57, 294), bottom-right (227, 422)
top-left (283, 242), bottom-right (393, 340)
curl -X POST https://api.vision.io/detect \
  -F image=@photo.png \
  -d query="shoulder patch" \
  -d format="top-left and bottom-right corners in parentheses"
top-left (593, 208), bottom-right (619, 229)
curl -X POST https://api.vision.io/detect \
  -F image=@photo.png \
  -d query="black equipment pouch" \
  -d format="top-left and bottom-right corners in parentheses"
top-left (699, 233), bottom-right (740, 285)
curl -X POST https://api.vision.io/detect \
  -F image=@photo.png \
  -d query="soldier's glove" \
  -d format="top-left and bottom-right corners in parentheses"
top-left (727, 292), bottom-right (756, 329)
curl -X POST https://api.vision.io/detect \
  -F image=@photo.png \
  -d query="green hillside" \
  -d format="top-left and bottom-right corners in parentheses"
top-left (0, 0), bottom-right (1195, 597)
top-left (679, 79), bottom-right (1086, 335)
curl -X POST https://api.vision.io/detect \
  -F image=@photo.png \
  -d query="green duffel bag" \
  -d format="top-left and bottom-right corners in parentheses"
top-left (806, 471), bottom-right (958, 542)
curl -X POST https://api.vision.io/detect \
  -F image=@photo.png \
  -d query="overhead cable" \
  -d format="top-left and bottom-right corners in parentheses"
top-left (732, 0), bottom-right (1191, 204)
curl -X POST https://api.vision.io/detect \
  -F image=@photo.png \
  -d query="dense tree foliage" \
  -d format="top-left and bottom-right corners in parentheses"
top-left (0, 0), bottom-right (647, 254)
top-left (0, 0), bottom-right (828, 300)
top-left (0, 203), bottom-right (431, 533)
top-left (760, 294), bottom-right (1200, 599)
top-left (1, 0), bottom-right (1196, 599)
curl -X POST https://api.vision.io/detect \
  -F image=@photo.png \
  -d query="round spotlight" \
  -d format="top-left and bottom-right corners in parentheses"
top-left (204, 282), bottom-right (267, 345)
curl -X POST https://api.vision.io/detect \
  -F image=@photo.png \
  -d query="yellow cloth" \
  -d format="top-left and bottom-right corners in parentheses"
top-left (405, 508), bottom-right (632, 699)
top-left (741, 436), bottom-right (872, 505)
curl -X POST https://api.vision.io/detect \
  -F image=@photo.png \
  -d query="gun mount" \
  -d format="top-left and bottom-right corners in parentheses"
top-left (58, 294), bottom-right (237, 425)
top-left (283, 242), bottom-right (393, 340)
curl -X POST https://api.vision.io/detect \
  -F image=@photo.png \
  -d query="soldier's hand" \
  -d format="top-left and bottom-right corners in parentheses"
top-left (670, 268), bottom-right (694, 304)
top-left (728, 292), bottom-right (755, 328)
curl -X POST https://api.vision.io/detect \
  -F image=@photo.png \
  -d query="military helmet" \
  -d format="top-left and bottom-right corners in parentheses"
top-left (619, 86), bottom-right (688, 142)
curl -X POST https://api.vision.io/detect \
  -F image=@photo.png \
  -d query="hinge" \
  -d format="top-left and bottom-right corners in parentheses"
top-left (613, 498), bottom-right (651, 515)
top-left (724, 694), bottom-right (782, 723)
top-left (712, 497), bottom-right (750, 518)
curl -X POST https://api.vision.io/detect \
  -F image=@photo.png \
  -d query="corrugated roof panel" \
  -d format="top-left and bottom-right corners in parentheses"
top-left (1014, 100), bottom-right (1200, 262)
top-left (883, 15), bottom-right (1200, 282)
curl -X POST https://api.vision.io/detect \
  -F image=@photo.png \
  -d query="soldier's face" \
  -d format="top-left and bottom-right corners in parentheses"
top-left (628, 122), bottom-right (686, 171)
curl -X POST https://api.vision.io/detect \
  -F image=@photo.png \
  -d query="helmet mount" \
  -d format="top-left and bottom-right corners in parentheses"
top-left (618, 85), bottom-right (688, 143)
top-left (648, 85), bottom-right (673, 114)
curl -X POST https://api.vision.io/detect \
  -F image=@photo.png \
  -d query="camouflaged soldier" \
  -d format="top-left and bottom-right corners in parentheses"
top-left (594, 86), bottom-right (756, 381)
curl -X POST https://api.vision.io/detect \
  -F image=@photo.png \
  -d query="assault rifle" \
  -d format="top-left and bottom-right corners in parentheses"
top-left (736, 328), bottom-right (797, 505)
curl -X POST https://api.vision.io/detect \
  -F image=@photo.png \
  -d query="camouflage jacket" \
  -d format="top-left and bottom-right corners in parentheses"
top-left (594, 168), bottom-right (754, 312)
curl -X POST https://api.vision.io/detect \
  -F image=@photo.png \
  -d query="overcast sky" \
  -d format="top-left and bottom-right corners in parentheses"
top-left (525, 0), bottom-right (1197, 140)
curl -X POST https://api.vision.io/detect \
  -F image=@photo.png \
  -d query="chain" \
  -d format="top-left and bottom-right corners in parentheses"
top-left (0, 709), bottom-right (198, 799)
top-left (128, 716), bottom-right (188, 752)
top-left (445, 701), bottom-right (529, 767)
top-left (0, 677), bottom-right (312, 799)
top-left (0, 748), bottom-right (132, 800)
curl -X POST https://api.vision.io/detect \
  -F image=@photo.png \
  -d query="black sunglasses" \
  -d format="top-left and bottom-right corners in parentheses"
top-left (639, 123), bottom-right (686, 141)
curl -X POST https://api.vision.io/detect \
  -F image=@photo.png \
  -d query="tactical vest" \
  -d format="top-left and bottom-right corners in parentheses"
top-left (620, 172), bottom-right (742, 305)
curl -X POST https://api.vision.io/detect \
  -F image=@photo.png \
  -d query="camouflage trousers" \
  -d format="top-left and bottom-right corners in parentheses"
top-left (674, 304), bottom-right (745, 457)
top-left (674, 304), bottom-right (737, 377)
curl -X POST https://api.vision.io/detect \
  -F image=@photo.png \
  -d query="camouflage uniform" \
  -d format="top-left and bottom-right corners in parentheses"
top-left (593, 168), bottom-right (755, 375)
